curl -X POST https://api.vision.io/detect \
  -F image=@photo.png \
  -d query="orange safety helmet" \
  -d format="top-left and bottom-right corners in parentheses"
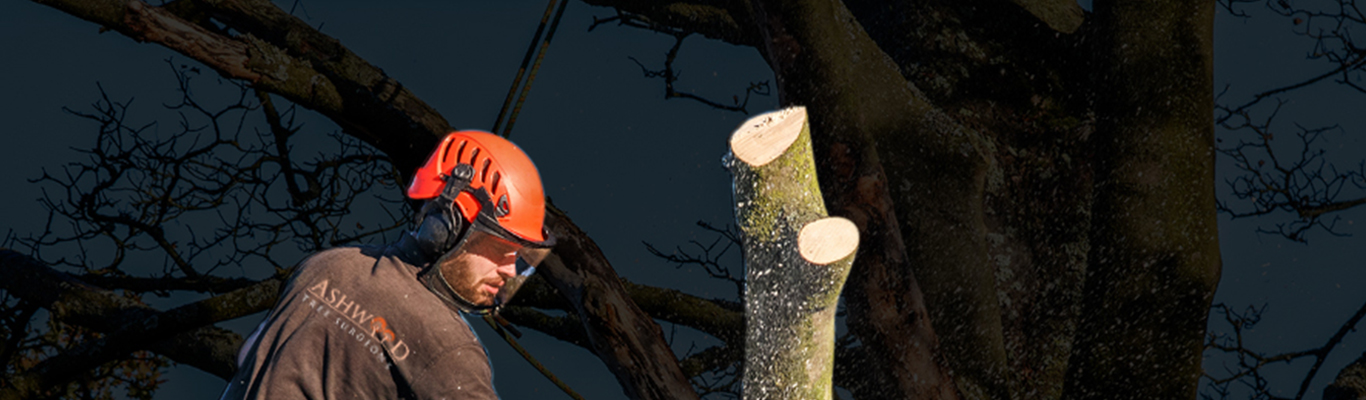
top-left (408, 130), bottom-right (547, 243)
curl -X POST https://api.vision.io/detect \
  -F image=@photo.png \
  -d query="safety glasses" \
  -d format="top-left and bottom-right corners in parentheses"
top-left (453, 211), bottom-right (555, 309)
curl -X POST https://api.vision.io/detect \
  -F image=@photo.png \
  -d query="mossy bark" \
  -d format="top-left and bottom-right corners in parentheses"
top-left (726, 107), bottom-right (853, 400)
top-left (1326, 352), bottom-right (1366, 400)
top-left (749, 0), bottom-right (998, 398)
top-left (1064, 1), bottom-right (1221, 399)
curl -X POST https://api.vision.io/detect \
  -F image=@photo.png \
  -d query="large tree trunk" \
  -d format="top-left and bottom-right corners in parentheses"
top-left (1064, 1), bottom-right (1221, 399)
top-left (726, 107), bottom-right (857, 400)
top-left (747, 0), bottom-right (995, 398)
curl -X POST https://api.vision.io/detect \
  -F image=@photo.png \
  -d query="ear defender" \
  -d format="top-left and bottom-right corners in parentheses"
top-left (412, 163), bottom-right (477, 259)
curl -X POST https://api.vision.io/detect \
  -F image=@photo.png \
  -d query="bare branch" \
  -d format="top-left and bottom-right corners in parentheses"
top-left (643, 221), bottom-right (744, 300)
top-left (32, 0), bottom-right (451, 175)
top-left (1204, 300), bottom-right (1366, 400)
top-left (1216, 101), bottom-right (1366, 242)
top-left (0, 249), bottom-right (281, 396)
top-left (582, 0), bottom-right (762, 48)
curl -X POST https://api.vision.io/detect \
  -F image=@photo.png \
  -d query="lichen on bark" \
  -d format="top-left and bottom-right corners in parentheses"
top-left (727, 107), bottom-right (853, 400)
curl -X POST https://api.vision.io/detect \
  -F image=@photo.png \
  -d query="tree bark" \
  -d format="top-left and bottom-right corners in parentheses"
top-left (539, 206), bottom-right (701, 400)
top-left (1064, 1), bottom-right (1221, 399)
top-left (578, 0), bottom-right (763, 48)
top-left (1326, 352), bottom-right (1366, 400)
top-left (0, 249), bottom-right (281, 399)
top-left (747, 0), bottom-right (990, 398)
top-left (726, 106), bottom-right (855, 400)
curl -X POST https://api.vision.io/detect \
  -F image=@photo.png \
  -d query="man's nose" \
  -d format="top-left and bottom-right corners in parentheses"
top-left (496, 262), bottom-right (516, 279)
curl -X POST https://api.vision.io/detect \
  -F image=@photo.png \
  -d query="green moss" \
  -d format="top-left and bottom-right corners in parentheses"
top-left (736, 115), bottom-right (826, 244)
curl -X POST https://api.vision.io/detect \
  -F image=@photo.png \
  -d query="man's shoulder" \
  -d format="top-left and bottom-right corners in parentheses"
top-left (290, 245), bottom-right (386, 279)
top-left (299, 244), bottom-right (385, 268)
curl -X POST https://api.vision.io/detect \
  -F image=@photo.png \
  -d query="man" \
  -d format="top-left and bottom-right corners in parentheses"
top-left (220, 130), bottom-right (554, 399)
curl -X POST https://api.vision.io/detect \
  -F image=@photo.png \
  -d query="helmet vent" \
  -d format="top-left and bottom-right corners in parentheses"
top-left (441, 139), bottom-right (461, 164)
top-left (453, 140), bottom-right (468, 164)
top-left (481, 159), bottom-right (492, 183)
top-left (491, 172), bottom-right (502, 194)
top-left (469, 147), bottom-right (481, 165)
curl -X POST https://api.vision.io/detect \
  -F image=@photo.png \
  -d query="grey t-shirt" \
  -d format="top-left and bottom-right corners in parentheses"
top-left (220, 245), bottom-right (499, 399)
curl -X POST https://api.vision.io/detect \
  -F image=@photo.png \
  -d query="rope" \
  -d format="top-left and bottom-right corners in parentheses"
top-left (491, 0), bottom-right (559, 135)
top-left (497, 0), bottom-right (570, 138)
top-left (483, 314), bottom-right (588, 400)
top-left (483, 4), bottom-right (584, 398)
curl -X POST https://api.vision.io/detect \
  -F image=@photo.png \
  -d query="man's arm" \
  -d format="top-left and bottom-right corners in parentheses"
top-left (405, 343), bottom-right (499, 399)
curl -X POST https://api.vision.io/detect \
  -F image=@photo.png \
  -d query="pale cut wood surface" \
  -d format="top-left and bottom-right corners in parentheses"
top-left (798, 217), bottom-right (859, 265)
top-left (730, 106), bottom-right (807, 167)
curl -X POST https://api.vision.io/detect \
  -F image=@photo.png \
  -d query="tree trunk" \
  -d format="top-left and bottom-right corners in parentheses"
top-left (1065, 1), bottom-right (1221, 399)
top-left (748, 0), bottom-right (993, 398)
top-left (1326, 352), bottom-right (1366, 400)
top-left (726, 107), bottom-right (856, 400)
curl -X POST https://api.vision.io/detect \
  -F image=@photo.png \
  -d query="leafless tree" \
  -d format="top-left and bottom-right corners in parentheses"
top-left (9, 0), bottom-right (1355, 399)
top-left (1, 58), bottom-right (409, 399)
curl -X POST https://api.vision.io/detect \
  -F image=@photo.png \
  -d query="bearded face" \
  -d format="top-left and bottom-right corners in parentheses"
top-left (437, 233), bottom-right (520, 306)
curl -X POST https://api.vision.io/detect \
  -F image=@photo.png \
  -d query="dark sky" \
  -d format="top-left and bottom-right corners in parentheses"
top-left (1, 1), bottom-right (1363, 399)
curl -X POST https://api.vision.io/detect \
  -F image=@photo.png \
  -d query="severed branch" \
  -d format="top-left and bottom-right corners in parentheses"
top-left (498, 305), bottom-right (592, 350)
top-left (75, 274), bottom-right (259, 295)
top-left (726, 106), bottom-right (857, 400)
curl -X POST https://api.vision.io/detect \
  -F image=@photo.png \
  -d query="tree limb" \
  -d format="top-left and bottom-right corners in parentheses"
top-left (498, 305), bottom-right (592, 350)
top-left (0, 249), bottom-right (281, 399)
top-left (580, 0), bottom-right (763, 49)
top-left (76, 274), bottom-right (259, 295)
top-left (620, 280), bottom-right (742, 347)
top-left (31, 0), bottom-right (449, 175)
top-left (1006, 0), bottom-right (1084, 33)
top-left (539, 205), bottom-right (700, 400)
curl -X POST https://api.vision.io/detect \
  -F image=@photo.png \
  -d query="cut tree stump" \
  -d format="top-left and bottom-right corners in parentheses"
top-left (726, 106), bottom-right (858, 400)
